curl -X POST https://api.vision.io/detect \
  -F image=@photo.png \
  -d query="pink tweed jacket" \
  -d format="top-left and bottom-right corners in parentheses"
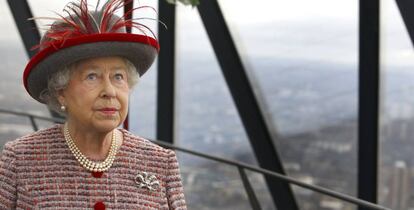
top-left (0, 125), bottom-right (187, 209)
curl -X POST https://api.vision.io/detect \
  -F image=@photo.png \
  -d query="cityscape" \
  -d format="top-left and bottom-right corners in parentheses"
top-left (1, 45), bottom-right (414, 209)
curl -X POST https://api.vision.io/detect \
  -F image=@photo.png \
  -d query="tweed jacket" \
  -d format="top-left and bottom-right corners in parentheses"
top-left (0, 125), bottom-right (187, 209)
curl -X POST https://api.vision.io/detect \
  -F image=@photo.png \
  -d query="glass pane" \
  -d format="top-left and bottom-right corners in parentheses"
top-left (129, 0), bottom-right (158, 139)
top-left (178, 152), bottom-right (253, 210)
top-left (219, 0), bottom-right (359, 209)
top-left (0, 1), bottom-right (51, 146)
top-left (379, 0), bottom-right (414, 209)
top-left (129, 66), bottom-right (157, 138)
top-left (176, 4), bottom-right (266, 209)
top-left (176, 4), bottom-right (256, 162)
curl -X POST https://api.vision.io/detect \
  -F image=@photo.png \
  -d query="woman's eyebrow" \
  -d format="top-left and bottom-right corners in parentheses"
top-left (111, 66), bottom-right (127, 70)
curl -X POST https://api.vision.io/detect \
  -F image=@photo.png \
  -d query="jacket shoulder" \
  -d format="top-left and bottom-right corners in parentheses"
top-left (120, 129), bottom-right (174, 157)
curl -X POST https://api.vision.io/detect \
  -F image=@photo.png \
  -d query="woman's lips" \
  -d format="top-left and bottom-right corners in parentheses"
top-left (97, 108), bottom-right (118, 115)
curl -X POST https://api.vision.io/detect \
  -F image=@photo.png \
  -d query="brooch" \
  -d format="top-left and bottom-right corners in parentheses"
top-left (135, 172), bottom-right (160, 191)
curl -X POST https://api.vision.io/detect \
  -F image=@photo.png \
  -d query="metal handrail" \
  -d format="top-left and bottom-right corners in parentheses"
top-left (0, 108), bottom-right (65, 127)
top-left (0, 108), bottom-right (391, 210)
top-left (153, 140), bottom-right (390, 210)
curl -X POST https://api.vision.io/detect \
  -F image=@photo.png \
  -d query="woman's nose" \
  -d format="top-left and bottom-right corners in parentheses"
top-left (100, 77), bottom-right (116, 98)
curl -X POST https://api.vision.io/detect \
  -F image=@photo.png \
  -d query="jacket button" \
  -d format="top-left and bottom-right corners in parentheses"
top-left (92, 171), bottom-right (104, 178)
top-left (94, 201), bottom-right (105, 210)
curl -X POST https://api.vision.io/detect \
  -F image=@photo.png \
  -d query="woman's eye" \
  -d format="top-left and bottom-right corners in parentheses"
top-left (86, 73), bottom-right (97, 80)
top-left (114, 73), bottom-right (124, 81)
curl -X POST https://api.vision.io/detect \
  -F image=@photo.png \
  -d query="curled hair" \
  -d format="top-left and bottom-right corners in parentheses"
top-left (39, 58), bottom-right (139, 115)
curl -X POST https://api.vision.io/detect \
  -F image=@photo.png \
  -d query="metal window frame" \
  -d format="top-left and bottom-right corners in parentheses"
top-left (357, 0), bottom-right (380, 208)
top-left (6, 0), bottom-right (64, 121)
top-left (6, 0), bottom-right (40, 58)
top-left (196, 1), bottom-right (298, 209)
top-left (156, 0), bottom-right (176, 144)
top-left (123, 0), bottom-right (133, 130)
top-left (395, 0), bottom-right (414, 47)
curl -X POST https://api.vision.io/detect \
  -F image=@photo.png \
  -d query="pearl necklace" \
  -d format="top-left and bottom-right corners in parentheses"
top-left (63, 123), bottom-right (119, 172)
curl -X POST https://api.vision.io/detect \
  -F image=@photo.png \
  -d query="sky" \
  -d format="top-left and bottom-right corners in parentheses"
top-left (0, 0), bottom-right (412, 66)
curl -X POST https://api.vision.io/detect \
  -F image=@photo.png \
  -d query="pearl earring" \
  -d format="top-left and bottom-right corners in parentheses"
top-left (60, 105), bottom-right (66, 111)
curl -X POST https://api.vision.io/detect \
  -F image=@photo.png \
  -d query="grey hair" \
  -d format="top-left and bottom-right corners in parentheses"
top-left (39, 58), bottom-right (140, 115)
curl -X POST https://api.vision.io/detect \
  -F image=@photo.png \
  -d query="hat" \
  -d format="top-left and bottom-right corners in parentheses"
top-left (23, 0), bottom-right (160, 103)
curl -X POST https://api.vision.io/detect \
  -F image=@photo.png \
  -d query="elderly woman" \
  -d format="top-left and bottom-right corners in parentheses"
top-left (0, 0), bottom-right (186, 209)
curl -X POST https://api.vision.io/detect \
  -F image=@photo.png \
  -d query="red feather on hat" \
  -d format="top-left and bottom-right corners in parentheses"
top-left (30, 0), bottom-right (159, 50)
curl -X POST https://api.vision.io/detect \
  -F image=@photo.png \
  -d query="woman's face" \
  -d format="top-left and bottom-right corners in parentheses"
top-left (59, 56), bottom-right (130, 133)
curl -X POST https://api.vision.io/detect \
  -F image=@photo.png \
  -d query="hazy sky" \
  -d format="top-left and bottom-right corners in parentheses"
top-left (1, 0), bottom-right (412, 63)
top-left (1, 0), bottom-right (413, 71)
top-left (0, 0), bottom-right (359, 35)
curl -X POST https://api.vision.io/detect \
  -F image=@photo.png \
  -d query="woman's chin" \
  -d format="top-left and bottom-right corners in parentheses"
top-left (92, 120), bottom-right (122, 133)
top-left (89, 113), bottom-right (125, 131)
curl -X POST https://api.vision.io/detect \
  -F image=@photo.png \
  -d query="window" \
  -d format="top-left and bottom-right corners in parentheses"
top-left (0, 1), bottom-right (50, 144)
top-left (379, 0), bottom-right (414, 208)
top-left (219, 0), bottom-right (359, 208)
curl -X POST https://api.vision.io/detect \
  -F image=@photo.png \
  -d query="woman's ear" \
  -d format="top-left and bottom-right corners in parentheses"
top-left (57, 90), bottom-right (65, 105)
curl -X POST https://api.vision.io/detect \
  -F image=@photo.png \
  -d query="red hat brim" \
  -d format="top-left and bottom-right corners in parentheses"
top-left (23, 33), bottom-right (159, 103)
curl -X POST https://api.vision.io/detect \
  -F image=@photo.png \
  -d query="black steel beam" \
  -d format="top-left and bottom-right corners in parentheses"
top-left (6, 0), bottom-right (40, 58)
top-left (124, 0), bottom-right (133, 34)
top-left (123, 0), bottom-right (133, 130)
top-left (358, 0), bottom-right (380, 208)
top-left (156, 1), bottom-right (176, 144)
top-left (197, 1), bottom-right (298, 209)
top-left (395, 0), bottom-right (414, 47)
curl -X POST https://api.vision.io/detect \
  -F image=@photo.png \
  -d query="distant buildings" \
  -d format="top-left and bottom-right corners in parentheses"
top-left (388, 161), bottom-right (411, 210)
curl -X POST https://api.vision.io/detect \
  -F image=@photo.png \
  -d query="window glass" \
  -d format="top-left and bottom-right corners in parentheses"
top-left (176, 4), bottom-right (266, 209)
top-left (4, 0), bottom-right (369, 209)
top-left (218, 0), bottom-right (359, 209)
top-left (379, 0), bottom-right (414, 208)
top-left (0, 1), bottom-right (51, 145)
top-left (129, 0), bottom-right (158, 139)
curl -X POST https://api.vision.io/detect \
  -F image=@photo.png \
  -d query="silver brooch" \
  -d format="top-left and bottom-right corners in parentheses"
top-left (135, 172), bottom-right (160, 191)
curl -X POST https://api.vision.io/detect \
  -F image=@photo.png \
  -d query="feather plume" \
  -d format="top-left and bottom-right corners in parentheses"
top-left (31, 0), bottom-right (158, 50)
